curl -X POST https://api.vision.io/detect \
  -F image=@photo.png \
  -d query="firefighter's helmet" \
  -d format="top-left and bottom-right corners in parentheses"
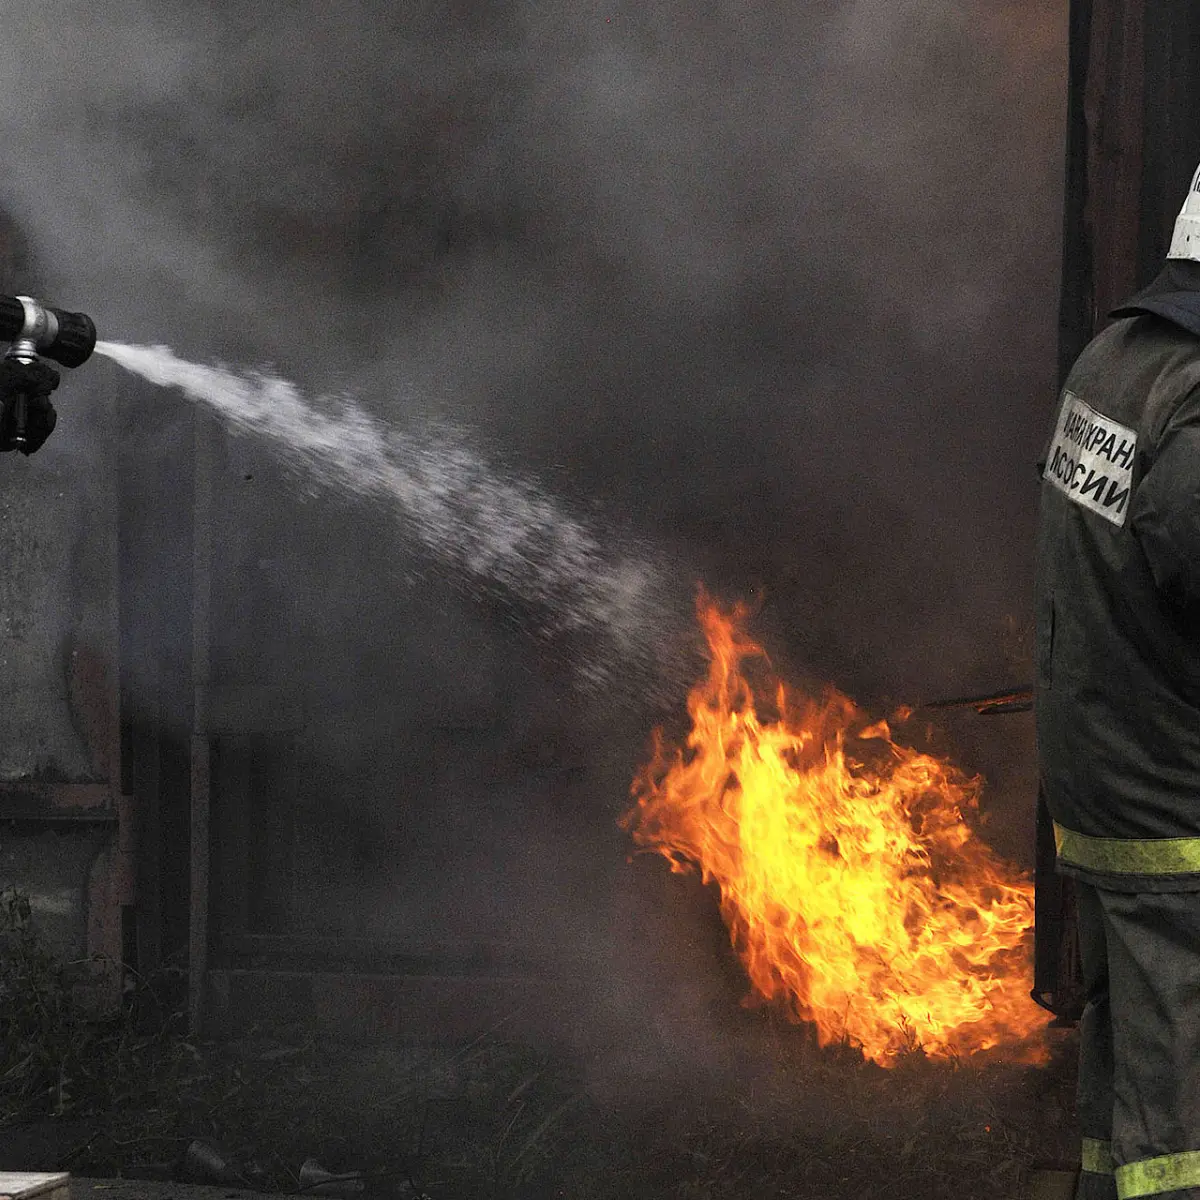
top-left (1169, 165), bottom-right (1200, 261)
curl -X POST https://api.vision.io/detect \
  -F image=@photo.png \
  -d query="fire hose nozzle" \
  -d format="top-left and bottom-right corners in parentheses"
top-left (0, 295), bottom-right (95, 452)
top-left (0, 294), bottom-right (96, 368)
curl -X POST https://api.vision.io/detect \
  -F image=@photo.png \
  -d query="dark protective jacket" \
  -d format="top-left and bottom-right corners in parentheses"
top-left (1035, 266), bottom-right (1200, 891)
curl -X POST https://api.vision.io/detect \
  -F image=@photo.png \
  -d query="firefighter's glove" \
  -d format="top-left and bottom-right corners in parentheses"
top-left (0, 358), bottom-right (59, 455)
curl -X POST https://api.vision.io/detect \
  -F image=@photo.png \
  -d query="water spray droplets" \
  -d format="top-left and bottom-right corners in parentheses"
top-left (95, 341), bottom-right (681, 690)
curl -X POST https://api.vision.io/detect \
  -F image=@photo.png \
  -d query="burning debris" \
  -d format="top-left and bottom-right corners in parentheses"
top-left (622, 594), bottom-right (1045, 1066)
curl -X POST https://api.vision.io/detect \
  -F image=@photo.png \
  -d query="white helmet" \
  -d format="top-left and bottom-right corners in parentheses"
top-left (1169, 164), bottom-right (1200, 261)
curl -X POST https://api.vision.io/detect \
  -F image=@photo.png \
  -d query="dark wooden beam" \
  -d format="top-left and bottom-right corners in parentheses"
top-left (188, 413), bottom-right (215, 1034)
top-left (1083, 0), bottom-right (1145, 332)
top-left (1058, 0), bottom-right (1095, 382)
top-left (1140, 3), bottom-right (1200, 275)
top-left (1045, 0), bottom-right (1147, 1022)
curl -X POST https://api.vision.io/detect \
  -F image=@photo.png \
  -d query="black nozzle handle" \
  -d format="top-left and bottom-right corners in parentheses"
top-left (0, 295), bottom-right (97, 368)
top-left (9, 390), bottom-right (27, 449)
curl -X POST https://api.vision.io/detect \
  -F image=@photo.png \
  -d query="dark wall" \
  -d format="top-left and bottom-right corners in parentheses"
top-left (1060, 0), bottom-right (1200, 375)
top-left (1139, 7), bottom-right (1200, 272)
top-left (0, 208), bottom-right (122, 972)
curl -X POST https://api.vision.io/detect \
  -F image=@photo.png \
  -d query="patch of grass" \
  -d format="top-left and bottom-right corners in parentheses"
top-left (0, 885), bottom-right (136, 1122)
top-left (6, 1023), bottom-right (1078, 1199)
top-left (1, 889), bottom-right (1080, 1198)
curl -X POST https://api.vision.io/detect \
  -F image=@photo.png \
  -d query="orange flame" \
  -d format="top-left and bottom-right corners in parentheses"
top-left (621, 595), bottom-right (1045, 1066)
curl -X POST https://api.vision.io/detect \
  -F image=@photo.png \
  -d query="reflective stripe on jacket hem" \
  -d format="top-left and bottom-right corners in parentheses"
top-left (1118, 1150), bottom-right (1200, 1198)
top-left (1082, 1137), bottom-right (1114, 1175)
top-left (1054, 822), bottom-right (1200, 876)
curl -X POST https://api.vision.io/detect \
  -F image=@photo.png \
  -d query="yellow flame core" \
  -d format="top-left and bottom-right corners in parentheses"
top-left (622, 597), bottom-right (1045, 1066)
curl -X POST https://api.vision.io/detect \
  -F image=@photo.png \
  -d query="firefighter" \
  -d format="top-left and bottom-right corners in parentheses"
top-left (0, 356), bottom-right (58, 453)
top-left (1037, 163), bottom-right (1200, 1200)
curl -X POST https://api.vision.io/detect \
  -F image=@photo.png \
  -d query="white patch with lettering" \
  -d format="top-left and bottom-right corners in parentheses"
top-left (1043, 392), bottom-right (1137, 527)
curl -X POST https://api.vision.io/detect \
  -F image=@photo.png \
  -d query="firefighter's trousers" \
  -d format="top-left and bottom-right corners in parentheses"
top-left (1075, 882), bottom-right (1200, 1200)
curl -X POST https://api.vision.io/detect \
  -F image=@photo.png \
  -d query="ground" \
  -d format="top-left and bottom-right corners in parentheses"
top-left (0, 1012), bottom-right (1081, 1200)
top-left (1, 875), bottom-right (1081, 1199)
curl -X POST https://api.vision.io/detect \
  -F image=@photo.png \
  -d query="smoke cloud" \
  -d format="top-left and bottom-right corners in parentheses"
top-left (0, 0), bottom-right (1067, 1064)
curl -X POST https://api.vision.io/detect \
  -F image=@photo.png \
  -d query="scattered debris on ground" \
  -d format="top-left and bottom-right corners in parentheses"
top-left (2, 887), bottom-right (1080, 1198)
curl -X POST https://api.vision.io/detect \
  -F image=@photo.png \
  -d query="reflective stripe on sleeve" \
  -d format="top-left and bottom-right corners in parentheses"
top-left (1082, 1137), bottom-right (1114, 1175)
top-left (1118, 1150), bottom-right (1200, 1198)
top-left (1054, 822), bottom-right (1200, 876)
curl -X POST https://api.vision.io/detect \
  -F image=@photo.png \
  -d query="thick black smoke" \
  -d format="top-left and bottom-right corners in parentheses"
top-left (8, 0), bottom-right (1064, 681)
top-left (0, 0), bottom-right (1066, 1056)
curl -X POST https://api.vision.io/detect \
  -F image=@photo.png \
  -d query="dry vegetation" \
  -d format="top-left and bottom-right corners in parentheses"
top-left (2, 888), bottom-right (1079, 1199)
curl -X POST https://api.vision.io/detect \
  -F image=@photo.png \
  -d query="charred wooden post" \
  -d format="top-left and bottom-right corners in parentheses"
top-left (189, 412), bottom-right (215, 1034)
